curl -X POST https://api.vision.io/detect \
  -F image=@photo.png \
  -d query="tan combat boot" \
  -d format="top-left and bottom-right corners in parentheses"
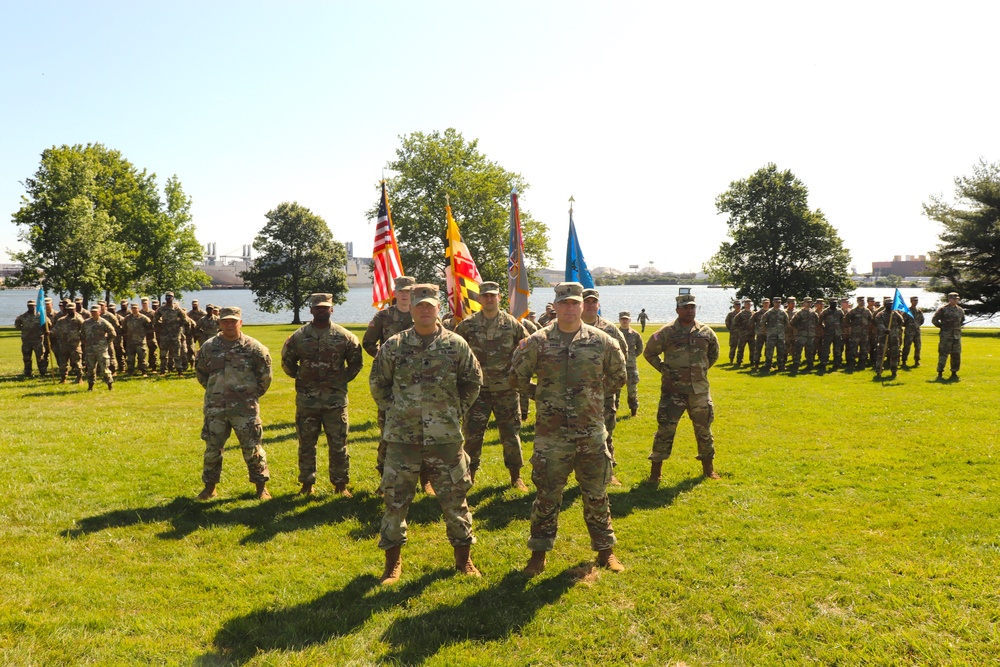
top-left (523, 551), bottom-right (546, 577)
top-left (510, 469), bottom-right (528, 492)
top-left (298, 483), bottom-right (314, 496)
top-left (333, 482), bottom-right (353, 498)
top-left (596, 549), bottom-right (625, 572)
top-left (648, 461), bottom-right (663, 485)
top-left (255, 482), bottom-right (272, 500)
top-left (701, 458), bottom-right (720, 480)
top-left (197, 484), bottom-right (218, 500)
top-left (420, 469), bottom-right (435, 496)
top-left (380, 546), bottom-right (402, 585)
top-left (454, 545), bottom-right (482, 577)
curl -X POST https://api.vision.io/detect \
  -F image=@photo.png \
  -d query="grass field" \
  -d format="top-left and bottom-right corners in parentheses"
top-left (1, 323), bottom-right (998, 666)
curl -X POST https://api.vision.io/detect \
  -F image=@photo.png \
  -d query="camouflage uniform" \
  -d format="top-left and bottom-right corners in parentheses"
top-left (582, 310), bottom-right (629, 461)
top-left (454, 306), bottom-right (529, 478)
top-left (363, 300), bottom-right (414, 475)
top-left (637, 309), bottom-right (649, 333)
top-left (518, 316), bottom-right (540, 419)
top-left (51, 311), bottom-right (85, 381)
top-left (100, 307), bottom-right (122, 374)
top-left (617, 318), bottom-right (644, 415)
top-left (867, 301), bottom-right (879, 367)
top-left (819, 303), bottom-right (845, 368)
top-left (874, 304), bottom-right (904, 375)
top-left (783, 304), bottom-right (797, 367)
top-left (281, 312), bottom-right (364, 487)
top-left (153, 299), bottom-right (187, 372)
top-left (194, 313), bottom-right (220, 346)
top-left (790, 304), bottom-right (819, 371)
top-left (724, 305), bottom-right (739, 363)
top-left (186, 304), bottom-right (206, 366)
top-left (82, 314), bottom-right (116, 386)
top-left (932, 298), bottom-right (965, 375)
top-left (139, 302), bottom-right (158, 371)
top-left (369, 321), bottom-right (482, 550)
top-left (122, 311), bottom-right (152, 374)
top-left (509, 295), bottom-right (625, 553)
top-left (846, 302), bottom-right (873, 370)
top-left (732, 305), bottom-right (753, 366)
top-left (14, 306), bottom-right (48, 376)
top-left (195, 323), bottom-right (272, 486)
top-left (902, 303), bottom-right (924, 366)
top-left (761, 304), bottom-right (788, 372)
top-left (748, 301), bottom-right (769, 370)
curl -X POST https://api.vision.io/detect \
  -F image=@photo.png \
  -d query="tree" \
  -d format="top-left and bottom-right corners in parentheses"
top-left (372, 129), bottom-right (550, 289)
top-left (924, 159), bottom-right (1000, 317)
top-left (704, 164), bottom-right (853, 301)
top-left (242, 202), bottom-right (348, 324)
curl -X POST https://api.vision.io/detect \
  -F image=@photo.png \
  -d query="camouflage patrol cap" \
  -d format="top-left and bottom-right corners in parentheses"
top-left (479, 281), bottom-right (500, 295)
top-left (89, 304), bottom-right (100, 312)
top-left (219, 306), bottom-right (242, 320)
top-left (787, 296), bottom-right (796, 302)
top-left (394, 276), bottom-right (415, 291)
top-left (947, 292), bottom-right (959, 299)
top-left (309, 293), bottom-right (333, 308)
top-left (165, 291), bottom-right (175, 298)
top-left (554, 282), bottom-right (584, 303)
top-left (761, 297), bottom-right (771, 303)
top-left (411, 284), bottom-right (440, 306)
top-left (527, 310), bottom-right (536, 317)
top-left (910, 295), bottom-right (919, 301)
top-left (856, 295), bottom-right (865, 301)
top-left (152, 300), bottom-right (160, 306)
top-left (619, 311), bottom-right (631, 319)
top-left (75, 297), bottom-right (83, 303)
top-left (676, 293), bottom-right (697, 307)
top-left (802, 297), bottom-right (812, 303)
top-left (141, 296), bottom-right (149, 302)
top-left (815, 298), bottom-right (825, 303)
top-left (582, 288), bottom-right (600, 300)
top-left (206, 303), bottom-right (215, 310)
top-left (120, 299), bottom-right (128, 304)
top-left (130, 303), bottom-right (139, 309)
top-left (27, 300), bottom-right (36, 306)
top-left (867, 296), bottom-right (876, 302)
top-left (44, 297), bottom-right (52, 303)
top-left (98, 301), bottom-right (106, 306)
top-left (191, 299), bottom-right (199, 305)
top-left (773, 296), bottom-right (782, 303)
top-left (742, 298), bottom-right (752, 303)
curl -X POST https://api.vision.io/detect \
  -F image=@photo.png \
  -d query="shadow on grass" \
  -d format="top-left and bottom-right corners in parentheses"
top-left (380, 566), bottom-right (584, 665)
top-left (201, 569), bottom-right (451, 666)
top-left (608, 475), bottom-right (704, 518)
top-left (467, 482), bottom-right (581, 532)
top-left (21, 388), bottom-right (84, 397)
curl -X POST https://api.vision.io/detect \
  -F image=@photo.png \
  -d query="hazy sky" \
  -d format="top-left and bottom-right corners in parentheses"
top-left (2, 1), bottom-right (997, 274)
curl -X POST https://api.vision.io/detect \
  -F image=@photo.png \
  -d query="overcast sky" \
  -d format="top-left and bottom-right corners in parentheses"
top-left (2, 1), bottom-right (996, 274)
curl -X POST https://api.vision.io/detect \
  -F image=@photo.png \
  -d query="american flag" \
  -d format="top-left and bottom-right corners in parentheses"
top-left (372, 181), bottom-right (404, 308)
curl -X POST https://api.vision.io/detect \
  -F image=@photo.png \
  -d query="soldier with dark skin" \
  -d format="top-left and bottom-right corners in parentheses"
top-left (14, 300), bottom-right (49, 377)
top-left (617, 311), bottom-right (644, 416)
top-left (874, 296), bottom-right (905, 379)
top-left (749, 298), bottom-right (770, 370)
top-left (932, 292), bottom-right (965, 380)
top-left (194, 305), bottom-right (220, 346)
top-left (902, 295), bottom-right (923, 368)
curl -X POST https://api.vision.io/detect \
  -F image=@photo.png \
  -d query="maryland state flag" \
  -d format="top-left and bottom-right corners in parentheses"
top-left (371, 181), bottom-right (404, 308)
top-left (444, 200), bottom-right (482, 323)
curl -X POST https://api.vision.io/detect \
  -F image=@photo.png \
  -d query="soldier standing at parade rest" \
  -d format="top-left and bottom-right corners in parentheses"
top-left (510, 282), bottom-right (627, 576)
top-left (518, 311), bottom-right (540, 420)
top-left (932, 292), bottom-right (965, 380)
top-left (866, 297), bottom-right (879, 367)
top-left (537, 302), bottom-right (556, 327)
top-left (783, 297), bottom-right (797, 369)
top-left (153, 292), bottom-right (188, 375)
top-left (617, 311), bottom-right (644, 416)
top-left (454, 281), bottom-right (530, 489)
top-left (369, 284), bottom-right (484, 584)
top-left (14, 300), bottom-right (48, 377)
top-left (902, 295), bottom-right (923, 368)
top-left (82, 305), bottom-right (116, 390)
top-left (139, 297), bottom-right (158, 372)
top-left (874, 296), bottom-right (905, 379)
top-left (637, 308), bottom-right (649, 333)
top-left (724, 300), bottom-right (739, 364)
top-left (186, 299), bottom-right (207, 367)
top-left (98, 302), bottom-right (122, 376)
top-left (195, 306), bottom-right (273, 501)
top-left (731, 299), bottom-right (753, 367)
top-left (790, 297), bottom-right (819, 373)
top-left (643, 291), bottom-right (721, 481)
top-left (761, 298), bottom-right (788, 373)
top-left (194, 305), bottom-right (220, 346)
top-left (122, 303), bottom-right (152, 376)
top-left (846, 296), bottom-right (873, 372)
top-left (748, 298), bottom-right (770, 371)
top-left (813, 298), bottom-right (826, 364)
top-left (52, 301), bottom-right (85, 384)
top-left (281, 293), bottom-right (363, 497)
top-left (840, 298), bottom-right (852, 366)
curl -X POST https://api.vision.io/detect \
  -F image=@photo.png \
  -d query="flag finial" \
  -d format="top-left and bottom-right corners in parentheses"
top-left (445, 193), bottom-right (451, 206)
top-left (568, 195), bottom-right (575, 214)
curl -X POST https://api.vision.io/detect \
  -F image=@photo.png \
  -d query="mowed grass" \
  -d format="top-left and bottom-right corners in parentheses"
top-left (0, 322), bottom-right (998, 666)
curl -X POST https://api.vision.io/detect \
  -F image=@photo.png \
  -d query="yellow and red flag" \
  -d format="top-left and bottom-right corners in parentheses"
top-left (444, 200), bottom-right (482, 322)
top-left (371, 181), bottom-right (404, 308)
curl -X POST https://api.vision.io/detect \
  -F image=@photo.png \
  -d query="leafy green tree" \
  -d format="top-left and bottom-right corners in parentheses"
top-left (372, 129), bottom-right (550, 289)
top-left (242, 202), bottom-right (348, 324)
top-left (924, 159), bottom-right (1000, 317)
top-left (704, 163), bottom-right (853, 301)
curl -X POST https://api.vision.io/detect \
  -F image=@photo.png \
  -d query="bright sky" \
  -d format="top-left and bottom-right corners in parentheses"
top-left (2, 1), bottom-right (997, 275)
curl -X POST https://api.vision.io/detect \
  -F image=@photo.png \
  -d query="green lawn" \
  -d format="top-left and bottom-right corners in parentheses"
top-left (1, 324), bottom-right (998, 666)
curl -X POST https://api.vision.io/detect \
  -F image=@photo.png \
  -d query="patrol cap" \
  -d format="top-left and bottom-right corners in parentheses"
top-left (802, 297), bottom-right (812, 303)
top-left (165, 291), bottom-right (175, 298)
top-left (856, 295), bottom-right (865, 301)
top-left (772, 297), bottom-right (782, 303)
top-left (676, 293), bottom-right (697, 307)
top-left (742, 298), bottom-right (752, 304)
top-left (479, 281), bottom-right (500, 295)
top-left (219, 306), bottom-right (242, 320)
top-left (948, 292), bottom-right (959, 299)
top-left (910, 295), bottom-right (919, 301)
top-left (816, 298), bottom-right (825, 304)
top-left (120, 299), bottom-right (128, 305)
top-left (44, 297), bottom-right (52, 303)
top-left (582, 288), bottom-right (600, 301)
top-left (152, 300), bottom-right (160, 306)
top-left (394, 276), bottom-right (415, 291)
top-left (191, 299), bottom-right (199, 305)
top-left (89, 305), bottom-right (100, 312)
top-left (130, 303), bottom-right (140, 309)
top-left (141, 296), bottom-right (149, 302)
top-left (411, 284), bottom-right (440, 306)
top-left (761, 297), bottom-right (771, 303)
top-left (309, 293), bottom-right (333, 308)
top-left (787, 296), bottom-right (796, 302)
top-left (527, 310), bottom-right (536, 317)
top-left (98, 300), bottom-right (106, 306)
top-left (27, 300), bottom-right (36, 306)
top-left (206, 303), bottom-right (215, 310)
top-left (554, 282), bottom-right (584, 303)
top-left (619, 311), bottom-right (631, 319)
top-left (75, 297), bottom-right (83, 303)
top-left (867, 296), bottom-right (876, 302)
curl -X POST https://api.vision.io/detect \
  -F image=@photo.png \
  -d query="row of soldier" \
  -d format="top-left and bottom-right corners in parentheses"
top-left (13, 293), bottom-right (221, 388)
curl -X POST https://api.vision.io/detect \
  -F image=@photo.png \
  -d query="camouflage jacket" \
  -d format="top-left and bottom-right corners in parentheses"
top-left (932, 304), bottom-right (964, 340)
top-left (522, 319), bottom-right (540, 334)
top-left (194, 314), bottom-right (220, 345)
top-left (847, 306), bottom-right (873, 337)
top-left (790, 309), bottom-right (819, 339)
top-left (902, 308), bottom-right (924, 334)
top-left (100, 311), bottom-right (121, 336)
top-left (509, 323), bottom-right (626, 439)
top-left (762, 308), bottom-right (789, 337)
top-left (51, 313), bottom-right (85, 347)
top-left (643, 319), bottom-right (719, 395)
top-left (619, 326), bottom-right (644, 365)
top-left (187, 307), bottom-right (206, 324)
top-left (725, 309), bottom-right (737, 331)
top-left (875, 308), bottom-right (905, 339)
top-left (281, 322), bottom-right (363, 408)
top-left (153, 303), bottom-right (187, 341)
top-left (14, 310), bottom-right (48, 342)
top-left (196, 333), bottom-right (272, 413)
top-left (369, 324), bottom-right (483, 446)
top-left (784, 308), bottom-right (797, 339)
top-left (820, 307), bottom-right (844, 336)
top-left (454, 310), bottom-right (529, 391)
top-left (732, 309), bottom-right (753, 337)
top-left (82, 318), bottom-right (116, 355)
top-left (122, 313), bottom-right (152, 344)
top-left (362, 305), bottom-right (413, 358)
top-left (750, 308), bottom-right (768, 336)
top-left (585, 316), bottom-right (630, 367)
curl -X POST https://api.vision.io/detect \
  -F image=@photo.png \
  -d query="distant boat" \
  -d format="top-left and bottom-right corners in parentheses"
top-left (706, 284), bottom-right (734, 289)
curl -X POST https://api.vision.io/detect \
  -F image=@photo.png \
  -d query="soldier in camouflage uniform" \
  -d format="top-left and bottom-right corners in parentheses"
top-left (194, 305), bottom-right (220, 346)
top-left (866, 297), bottom-right (879, 368)
top-left (14, 300), bottom-right (49, 377)
top-left (761, 298), bottom-right (788, 373)
top-left (790, 297), bottom-right (819, 373)
top-left (724, 300), bottom-right (739, 363)
top-left (82, 305), bottom-right (116, 390)
top-left (186, 299), bottom-right (206, 367)
top-left (617, 311), bottom-right (643, 416)
top-left (783, 297), bottom-right (797, 369)
top-left (281, 293), bottom-right (363, 496)
top-left (139, 297), bottom-right (158, 371)
top-left (537, 303), bottom-right (556, 327)
top-left (902, 295), bottom-right (923, 368)
top-left (195, 306), bottom-right (272, 501)
top-left (122, 303), bottom-right (152, 376)
top-left (637, 308), bottom-right (649, 333)
top-left (749, 298), bottom-right (770, 370)
top-left (644, 291), bottom-right (721, 483)
top-left (932, 292), bottom-right (965, 380)
top-left (510, 282), bottom-right (627, 576)
top-left (153, 292), bottom-right (187, 375)
top-left (731, 299), bottom-right (753, 367)
top-left (117, 299), bottom-right (129, 318)
top-left (846, 296), bottom-right (872, 371)
top-left (52, 303), bottom-right (85, 384)
top-left (98, 302), bottom-right (122, 375)
top-left (454, 281), bottom-right (530, 490)
top-left (874, 296), bottom-right (905, 379)
top-left (369, 284), bottom-right (483, 584)
top-left (518, 311), bottom-right (540, 420)
top-left (819, 298), bottom-right (846, 370)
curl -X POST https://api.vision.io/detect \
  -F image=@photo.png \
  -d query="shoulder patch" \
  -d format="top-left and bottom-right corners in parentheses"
top-left (518, 338), bottom-right (529, 350)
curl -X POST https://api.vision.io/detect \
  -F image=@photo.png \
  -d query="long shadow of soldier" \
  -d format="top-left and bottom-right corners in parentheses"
top-left (467, 484), bottom-right (581, 532)
top-left (261, 421), bottom-right (298, 445)
top-left (200, 570), bottom-right (451, 666)
top-left (379, 566), bottom-right (584, 665)
top-left (608, 475), bottom-right (704, 519)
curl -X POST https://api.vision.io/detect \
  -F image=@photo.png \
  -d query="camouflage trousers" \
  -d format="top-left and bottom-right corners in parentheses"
top-left (728, 333), bottom-right (738, 361)
top-left (379, 440), bottom-right (475, 550)
top-left (819, 331), bottom-right (843, 366)
top-left (751, 333), bottom-right (767, 368)
top-left (937, 336), bottom-right (961, 373)
top-left (847, 334), bottom-right (868, 369)
top-left (615, 363), bottom-right (640, 413)
top-left (461, 389), bottom-right (522, 475)
top-left (106, 343), bottom-right (118, 374)
top-left (520, 392), bottom-right (531, 420)
top-left (57, 344), bottom-right (82, 378)
top-left (903, 330), bottom-right (921, 364)
top-left (146, 333), bottom-right (158, 370)
top-left (763, 334), bottom-right (785, 370)
top-left (201, 407), bottom-right (270, 485)
top-left (125, 340), bottom-right (148, 374)
top-left (159, 335), bottom-right (183, 372)
top-left (21, 339), bottom-right (47, 375)
top-left (528, 433), bottom-right (615, 552)
top-left (874, 334), bottom-right (901, 374)
top-left (84, 350), bottom-right (112, 384)
top-left (296, 404), bottom-right (350, 485)
top-left (734, 331), bottom-right (751, 364)
top-left (604, 394), bottom-right (618, 462)
top-left (651, 391), bottom-right (715, 462)
top-left (793, 335), bottom-right (816, 369)
top-left (186, 330), bottom-right (196, 366)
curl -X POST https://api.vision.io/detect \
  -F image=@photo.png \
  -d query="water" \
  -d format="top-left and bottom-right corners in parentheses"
top-left (3, 285), bottom-right (997, 327)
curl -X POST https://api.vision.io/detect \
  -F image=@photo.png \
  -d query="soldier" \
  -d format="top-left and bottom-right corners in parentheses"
top-left (537, 302), bottom-right (556, 327)
top-left (51, 303), bottom-right (85, 384)
top-left (369, 284), bottom-right (484, 584)
top-left (790, 297), bottom-right (819, 373)
top-left (582, 288), bottom-right (629, 485)
top-left (819, 298), bottom-right (846, 370)
top-left (783, 297), bottom-right (797, 369)
top-left (185, 299), bottom-right (206, 366)
top-left (117, 299), bottom-right (129, 318)
top-left (761, 298), bottom-right (788, 373)
top-left (724, 300), bottom-right (740, 363)
top-left (139, 297), bottom-right (158, 372)
top-left (14, 300), bottom-right (49, 377)
top-left (748, 298), bottom-right (770, 371)
top-left (932, 292), bottom-right (965, 380)
top-left (510, 282), bottom-right (626, 576)
top-left (454, 281), bottom-right (530, 489)
top-left (813, 298), bottom-right (826, 362)
top-left (281, 293), bottom-right (363, 496)
top-left (902, 295), bottom-right (923, 368)
top-left (518, 311), bottom-right (540, 420)
top-left (637, 308), bottom-right (649, 333)
top-left (846, 296), bottom-right (873, 372)
top-left (731, 299), bottom-right (753, 367)
top-left (617, 311), bottom-right (644, 416)
top-left (152, 291), bottom-right (187, 375)
top-left (874, 297), bottom-right (904, 379)
top-left (866, 296), bottom-right (879, 367)
top-left (840, 297), bottom-right (853, 366)
top-left (99, 302), bottom-right (123, 376)
top-left (82, 305), bottom-right (116, 390)
top-left (194, 304), bottom-right (220, 346)
top-left (195, 306), bottom-right (272, 501)
top-left (122, 303), bottom-right (152, 376)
